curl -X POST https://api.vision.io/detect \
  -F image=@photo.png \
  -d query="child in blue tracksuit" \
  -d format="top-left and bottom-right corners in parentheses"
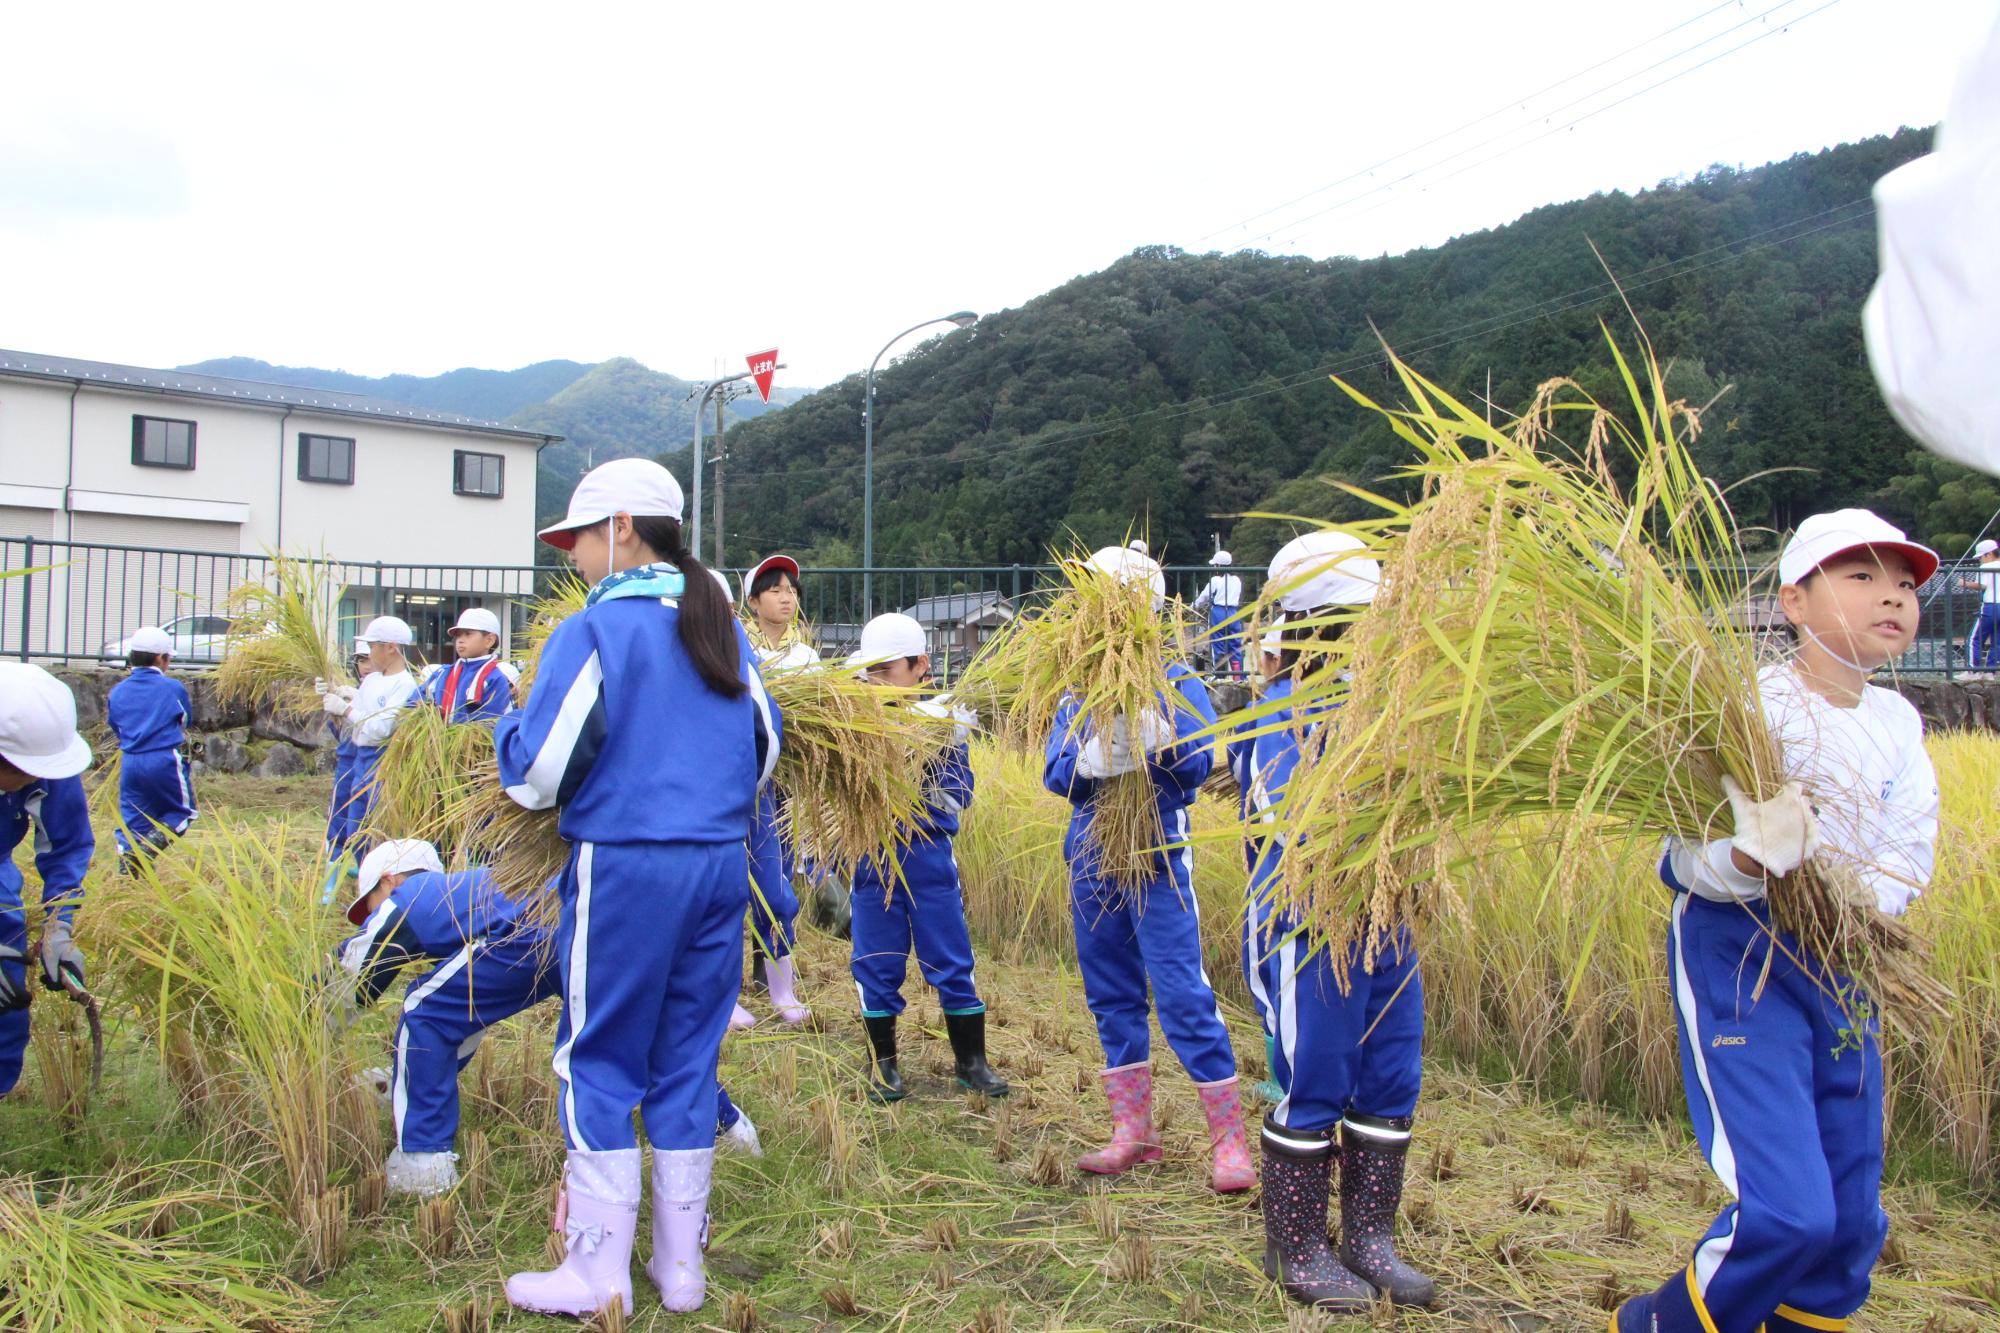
top-left (1617, 510), bottom-right (1941, 1333)
top-left (495, 459), bottom-right (779, 1321)
top-left (844, 613), bottom-right (1007, 1104)
top-left (322, 616), bottom-right (418, 864)
top-left (0, 665), bottom-right (96, 1097)
top-left (1244, 532), bottom-right (1434, 1314)
top-left (1043, 545), bottom-right (1251, 1195)
top-left (325, 642), bottom-right (373, 861)
top-left (1228, 626), bottom-right (1287, 1104)
top-left (415, 607), bottom-right (520, 723)
top-left (1193, 550), bottom-right (1245, 676)
top-left (107, 628), bottom-right (197, 870)
top-left (334, 839), bottom-right (560, 1197)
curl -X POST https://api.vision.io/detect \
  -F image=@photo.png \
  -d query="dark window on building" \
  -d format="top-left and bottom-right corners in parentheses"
top-left (298, 433), bottom-right (355, 484)
top-left (454, 450), bottom-right (504, 498)
top-left (132, 416), bottom-right (196, 469)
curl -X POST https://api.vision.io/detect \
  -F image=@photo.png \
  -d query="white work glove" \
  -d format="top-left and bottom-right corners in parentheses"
top-left (1077, 717), bottom-right (1137, 780)
top-left (37, 916), bottom-right (87, 998)
top-left (1722, 776), bottom-right (1820, 878)
top-left (322, 692), bottom-right (351, 718)
top-left (1132, 707), bottom-right (1177, 755)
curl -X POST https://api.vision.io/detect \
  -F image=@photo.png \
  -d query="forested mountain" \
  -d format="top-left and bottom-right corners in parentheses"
top-left (178, 356), bottom-right (596, 421)
top-left (700, 127), bottom-right (1996, 569)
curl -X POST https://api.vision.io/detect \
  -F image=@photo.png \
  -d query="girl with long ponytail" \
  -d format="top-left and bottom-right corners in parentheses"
top-left (493, 459), bottom-right (780, 1320)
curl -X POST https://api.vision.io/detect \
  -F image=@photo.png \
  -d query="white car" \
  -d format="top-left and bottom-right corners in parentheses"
top-left (101, 613), bottom-right (235, 664)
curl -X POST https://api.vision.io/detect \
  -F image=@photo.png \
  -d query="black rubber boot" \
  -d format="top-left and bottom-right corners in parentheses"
top-left (863, 1014), bottom-right (907, 1103)
top-left (1337, 1114), bottom-right (1436, 1308)
top-left (749, 950), bottom-right (769, 994)
top-left (944, 1010), bottom-right (1009, 1097)
top-left (1260, 1117), bottom-right (1378, 1312)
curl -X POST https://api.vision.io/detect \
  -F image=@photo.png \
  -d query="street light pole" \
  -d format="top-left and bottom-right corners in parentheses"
top-left (686, 363), bottom-right (784, 560)
top-left (863, 310), bottom-right (978, 615)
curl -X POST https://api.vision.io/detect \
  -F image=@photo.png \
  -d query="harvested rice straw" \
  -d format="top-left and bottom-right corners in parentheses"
top-left (214, 551), bottom-right (349, 725)
top-left (512, 575), bottom-right (589, 701)
top-left (958, 546), bottom-right (1196, 888)
top-left (1252, 323), bottom-right (1942, 1020)
top-left (360, 705), bottom-right (496, 857)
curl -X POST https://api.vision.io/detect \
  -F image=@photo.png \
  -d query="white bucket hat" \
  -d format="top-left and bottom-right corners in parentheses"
top-left (539, 458), bottom-right (685, 550)
top-left (0, 664), bottom-right (93, 780)
top-left (1209, 551), bottom-right (1234, 567)
top-left (129, 626), bottom-right (174, 655)
top-left (848, 613), bottom-right (928, 669)
top-left (349, 838), bottom-right (444, 924)
top-left (1268, 531), bottom-right (1380, 611)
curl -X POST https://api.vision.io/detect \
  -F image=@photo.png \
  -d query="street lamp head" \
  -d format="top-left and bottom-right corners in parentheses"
top-left (947, 310), bottom-right (979, 329)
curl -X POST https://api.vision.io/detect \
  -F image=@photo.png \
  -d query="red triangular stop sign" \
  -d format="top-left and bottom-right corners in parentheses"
top-left (746, 348), bottom-right (778, 403)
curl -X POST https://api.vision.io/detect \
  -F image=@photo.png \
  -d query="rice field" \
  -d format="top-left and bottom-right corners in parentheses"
top-left (1, 741), bottom-right (1995, 1331)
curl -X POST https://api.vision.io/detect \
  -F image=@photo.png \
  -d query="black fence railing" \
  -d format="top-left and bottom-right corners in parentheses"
top-left (3, 535), bottom-right (1988, 680)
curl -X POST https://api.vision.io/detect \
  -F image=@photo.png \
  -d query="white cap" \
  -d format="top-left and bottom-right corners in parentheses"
top-left (129, 626), bottom-right (174, 655)
top-left (0, 664), bottom-right (93, 780)
top-left (352, 637), bottom-right (370, 657)
top-left (708, 568), bottom-right (733, 599)
top-left (539, 458), bottom-right (685, 550)
top-left (448, 608), bottom-right (502, 638)
top-left (1269, 531), bottom-right (1380, 611)
top-left (742, 553), bottom-right (801, 604)
top-left (1978, 538), bottom-right (1999, 558)
top-left (848, 613), bottom-right (928, 668)
top-left (1209, 551), bottom-right (1233, 567)
top-left (1260, 622), bottom-right (1285, 656)
top-left (1777, 509), bottom-right (1940, 587)
top-left (1084, 545), bottom-right (1166, 610)
top-left (1127, 538), bottom-right (1149, 554)
top-left (359, 615), bottom-right (414, 647)
top-left (350, 838), bottom-right (444, 925)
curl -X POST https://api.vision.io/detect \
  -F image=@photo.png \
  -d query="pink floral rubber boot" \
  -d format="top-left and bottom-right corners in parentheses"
top-left (1076, 1061), bottom-right (1163, 1175)
top-left (1196, 1077), bottom-right (1257, 1193)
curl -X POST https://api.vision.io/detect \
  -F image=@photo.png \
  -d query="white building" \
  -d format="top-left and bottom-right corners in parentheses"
top-left (0, 350), bottom-right (562, 662)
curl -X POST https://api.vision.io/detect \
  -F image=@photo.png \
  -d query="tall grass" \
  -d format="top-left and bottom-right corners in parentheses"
top-left (0, 1176), bottom-right (318, 1331)
top-left (106, 821), bottom-right (379, 1273)
top-left (216, 552), bottom-right (349, 725)
top-left (953, 736), bottom-right (2000, 1184)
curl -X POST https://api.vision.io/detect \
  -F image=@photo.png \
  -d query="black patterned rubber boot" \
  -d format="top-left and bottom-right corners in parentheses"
top-left (1337, 1114), bottom-right (1436, 1307)
top-left (863, 1014), bottom-right (907, 1103)
top-left (944, 1011), bottom-right (1010, 1097)
top-left (1260, 1117), bottom-right (1378, 1312)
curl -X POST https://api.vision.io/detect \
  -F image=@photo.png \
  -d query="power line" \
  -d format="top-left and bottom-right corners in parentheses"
top-left (726, 196), bottom-right (1875, 488)
top-left (1256, 0), bottom-right (1842, 250)
top-left (1196, 0), bottom-right (1751, 245)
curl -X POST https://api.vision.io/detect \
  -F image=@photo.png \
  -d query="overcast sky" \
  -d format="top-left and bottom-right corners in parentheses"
top-left (1, 0), bottom-right (1989, 391)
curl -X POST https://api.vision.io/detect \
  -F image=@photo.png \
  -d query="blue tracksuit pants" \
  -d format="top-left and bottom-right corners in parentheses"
top-left (1630, 893), bottom-right (1888, 1333)
top-left (116, 748), bottom-right (196, 856)
top-left (748, 786), bottom-right (799, 959)
top-left (1973, 603), bottom-right (2000, 670)
top-left (393, 931), bottom-right (561, 1154)
top-left (346, 744), bottom-right (388, 860)
top-left (326, 740), bottom-right (359, 856)
top-left (1253, 923), bottom-right (1423, 1134)
top-left (0, 905), bottom-right (28, 1097)
top-left (551, 840), bottom-right (747, 1152)
top-left (716, 1082), bottom-right (741, 1132)
top-left (1069, 840), bottom-right (1235, 1084)
top-left (850, 837), bottom-right (982, 1018)
top-left (1207, 606), bottom-right (1242, 671)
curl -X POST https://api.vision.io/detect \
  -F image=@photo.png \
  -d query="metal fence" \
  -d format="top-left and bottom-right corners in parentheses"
top-left (2, 535), bottom-right (1988, 679)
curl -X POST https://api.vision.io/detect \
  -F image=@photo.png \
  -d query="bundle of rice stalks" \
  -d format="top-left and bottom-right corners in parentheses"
top-left (958, 546), bottom-right (1193, 887)
top-left (0, 1176), bottom-right (317, 1332)
top-left (512, 574), bottom-right (589, 700)
top-left (1253, 322), bottom-right (1941, 1018)
top-left (767, 665), bottom-right (957, 881)
top-left (114, 821), bottom-right (380, 1252)
top-left (215, 551), bottom-right (348, 725)
top-left (361, 704), bottom-right (496, 854)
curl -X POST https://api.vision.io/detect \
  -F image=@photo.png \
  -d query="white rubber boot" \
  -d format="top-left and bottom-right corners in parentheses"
top-left (720, 1109), bottom-right (763, 1157)
top-left (766, 956), bottom-right (811, 1024)
top-left (505, 1148), bottom-right (640, 1319)
top-left (385, 1149), bottom-right (459, 1197)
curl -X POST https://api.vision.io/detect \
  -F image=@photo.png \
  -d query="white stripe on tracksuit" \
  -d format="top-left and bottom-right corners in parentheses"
top-left (392, 942), bottom-right (476, 1145)
top-left (505, 650), bottom-right (604, 811)
top-left (1672, 893), bottom-right (1742, 1299)
top-left (552, 841), bottom-right (596, 1149)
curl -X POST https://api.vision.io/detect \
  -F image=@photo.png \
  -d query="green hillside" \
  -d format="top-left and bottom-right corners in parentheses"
top-left (704, 128), bottom-right (1993, 570)
top-left (177, 355), bottom-right (595, 420)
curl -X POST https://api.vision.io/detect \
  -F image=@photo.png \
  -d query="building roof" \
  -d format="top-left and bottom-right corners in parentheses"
top-left (902, 590), bottom-right (1013, 625)
top-left (0, 349), bottom-right (563, 444)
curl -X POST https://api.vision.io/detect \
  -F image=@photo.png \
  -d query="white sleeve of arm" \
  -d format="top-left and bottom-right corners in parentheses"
top-left (1866, 730), bottom-right (1940, 917)
top-left (351, 676), bottom-right (416, 747)
top-left (1676, 837), bottom-right (1768, 904)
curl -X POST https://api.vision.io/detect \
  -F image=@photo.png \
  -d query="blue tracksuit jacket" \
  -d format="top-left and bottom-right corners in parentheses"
top-left (0, 777), bottom-right (94, 1094)
top-left (414, 656), bottom-right (519, 724)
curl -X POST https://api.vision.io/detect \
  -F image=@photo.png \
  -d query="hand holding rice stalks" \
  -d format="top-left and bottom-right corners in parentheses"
top-left (959, 546), bottom-right (1195, 887)
top-left (1259, 324), bottom-right (1941, 1018)
top-left (214, 551), bottom-right (349, 725)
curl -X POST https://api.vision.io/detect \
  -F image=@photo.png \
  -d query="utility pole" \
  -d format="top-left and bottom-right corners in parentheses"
top-left (714, 391), bottom-right (727, 569)
top-left (686, 365), bottom-right (784, 560)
